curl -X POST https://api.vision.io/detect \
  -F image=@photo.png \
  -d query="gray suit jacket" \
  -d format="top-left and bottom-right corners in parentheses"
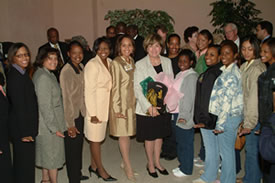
top-left (134, 55), bottom-right (173, 115)
top-left (33, 67), bottom-right (66, 135)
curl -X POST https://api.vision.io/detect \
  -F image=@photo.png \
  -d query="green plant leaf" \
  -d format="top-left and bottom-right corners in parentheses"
top-left (104, 9), bottom-right (175, 38)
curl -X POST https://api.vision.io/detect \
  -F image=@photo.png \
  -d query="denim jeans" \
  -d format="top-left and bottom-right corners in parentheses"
top-left (235, 149), bottom-right (241, 174)
top-left (243, 123), bottom-right (262, 183)
top-left (175, 120), bottom-right (194, 175)
top-left (198, 133), bottom-right (206, 161)
top-left (200, 128), bottom-right (219, 182)
top-left (217, 115), bottom-right (242, 183)
top-left (200, 115), bottom-right (242, 183)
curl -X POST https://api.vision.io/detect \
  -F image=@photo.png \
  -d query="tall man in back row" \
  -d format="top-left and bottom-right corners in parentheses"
top-left (38, 27), bottom-right (68, 65)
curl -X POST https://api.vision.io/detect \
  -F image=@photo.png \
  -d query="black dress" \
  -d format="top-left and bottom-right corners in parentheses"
top-left (136, 64), bottom-right (172, 142)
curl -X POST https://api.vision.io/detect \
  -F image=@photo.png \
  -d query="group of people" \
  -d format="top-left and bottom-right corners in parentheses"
top-left (0, 19), bottom-right (274, 183)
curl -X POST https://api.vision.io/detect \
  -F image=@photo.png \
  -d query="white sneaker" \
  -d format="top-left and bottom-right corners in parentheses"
top-left (193, 157), bottom-right (201, 163)
top-left (173, 169), bottom-right (188, 177)
top-left (192, 178), bottom-right (207, 183)
top-left (172, 167), bottom-right (180, 173)
top-left (193, 178), bottom-right (218, 183)
top-left (194, 160), bottom-right (205, 167)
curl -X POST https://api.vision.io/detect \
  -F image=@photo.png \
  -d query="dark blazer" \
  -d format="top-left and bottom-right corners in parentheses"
top-left (193, 62), bottom-right (223, 129)
top-left (259, 114), bottom-right (275, 164)
top-left (6, 66), bottom-right (38, 139)
top-left (38, 41), bottom-right (69, 63)
top-left (0, 83), bottom-right (12, 183)
top-left (0, 86), bottom-right (9, 151)
top-left (134, 35), bottom-right (146, 62)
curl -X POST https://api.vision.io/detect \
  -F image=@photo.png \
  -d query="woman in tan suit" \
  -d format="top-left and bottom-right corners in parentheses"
top-left (60, 41), bottom-right (88, 183)
top-left (109, 35), bottom-right (136, 181)
top-left (84, 37), bottom-right (116, 181)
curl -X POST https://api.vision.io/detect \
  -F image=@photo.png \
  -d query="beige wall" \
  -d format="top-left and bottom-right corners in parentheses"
top-left (0, 0), bottom-right (53, 57)
top-left (0, 0), bottom-right (274, 59)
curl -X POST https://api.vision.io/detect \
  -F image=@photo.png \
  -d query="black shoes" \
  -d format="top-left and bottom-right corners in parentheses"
top-left (146, 167), bottom-right (158, 178)
top-left (80, 175), bottom-right (89, 181)
top-left (96, 169), bottom-right (117, 182)
top-left (88, 166), bottom-right (98, 177)
top-left (88, 166), bottom-right (117, 181)
top-left (155, 167), bottom-right (169, 175)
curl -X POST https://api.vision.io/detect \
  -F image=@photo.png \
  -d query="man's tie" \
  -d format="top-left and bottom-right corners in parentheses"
top-left (53, 44), bottom-right (64, 65)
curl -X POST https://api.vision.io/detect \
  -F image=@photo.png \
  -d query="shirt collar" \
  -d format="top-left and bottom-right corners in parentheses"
top-left (49, 42), bottom-right (59, 48)
top-left (234, 37), bottom-right (240, 48)
top-left (42, 67), bottom-right (55, 75)
top-left (220, 62), bottom-right (235, 72)
top-left (262, 35), bottom-right (271, 43)
top-left (12, 64), bottom-right (26, 75)
top-left (243, 59), bottom-right (255, 71)
top-left (68, 60), bottom-right (82, 74)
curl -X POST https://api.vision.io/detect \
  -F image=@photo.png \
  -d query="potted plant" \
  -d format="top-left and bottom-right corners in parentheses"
top-left (209, 0), bottom-right (262, 38)
top-left (104, 9), bottom-right (175, 38)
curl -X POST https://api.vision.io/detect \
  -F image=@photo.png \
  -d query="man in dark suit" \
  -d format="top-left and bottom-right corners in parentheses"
top-left (38, 27), bottom-right (68, 65)
top-left (256, 20), bottom-right (273, 43)
top-left (38, 28), bottom-right (68, 81)
top-left (127, 25), bottom-right (146, 62)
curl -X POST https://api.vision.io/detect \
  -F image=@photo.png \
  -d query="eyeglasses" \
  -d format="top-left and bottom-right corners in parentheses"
top-left (15, 53), bottom-right (30, 58)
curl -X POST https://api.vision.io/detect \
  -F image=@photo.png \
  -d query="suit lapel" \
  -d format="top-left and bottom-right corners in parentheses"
top-left (96, 55), bottom-right (111, 79)
top-left (145, 56), bottom-right (157, 76)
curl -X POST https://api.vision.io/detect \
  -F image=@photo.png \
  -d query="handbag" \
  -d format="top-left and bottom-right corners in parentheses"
top-left (235, 135), bottom-right (246, 150)
top-left (140, 76), bottom-right (154, 96)
top-left (146, 81), bottom-right (168, 114)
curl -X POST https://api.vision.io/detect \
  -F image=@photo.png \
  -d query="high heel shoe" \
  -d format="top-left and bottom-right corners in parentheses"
top-left (96, 169), bottom-right (117, 182)
top-left (122, 165), bottom-right (136, 182)
top-left (120, 162), bottom-right (139, 176)
top-left (88, 166), bottom-right (98, 177)
top-left (155, 167), bottom-right (169, 175)
top-left (146, 167), bottom-right (158, 178)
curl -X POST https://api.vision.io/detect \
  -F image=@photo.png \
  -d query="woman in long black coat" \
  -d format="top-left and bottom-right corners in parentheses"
top-left (6, 43), bottom-right (38, 183)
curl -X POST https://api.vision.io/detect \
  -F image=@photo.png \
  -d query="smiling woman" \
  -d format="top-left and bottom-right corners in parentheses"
top-left (195, 29), bottom-right (213, 75)
top-left (32, 47), bottom-right (66, 183)
top-left (6, 43), bottom-right (38, 183)
top-left (59, 41), bottom-right (88, 183)
top-left (109, 35), bottom-right (136, 181)
top-left (84, 37), bottom-right (117, 182)
top-left (134, 33), bottom-right (173, 178)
